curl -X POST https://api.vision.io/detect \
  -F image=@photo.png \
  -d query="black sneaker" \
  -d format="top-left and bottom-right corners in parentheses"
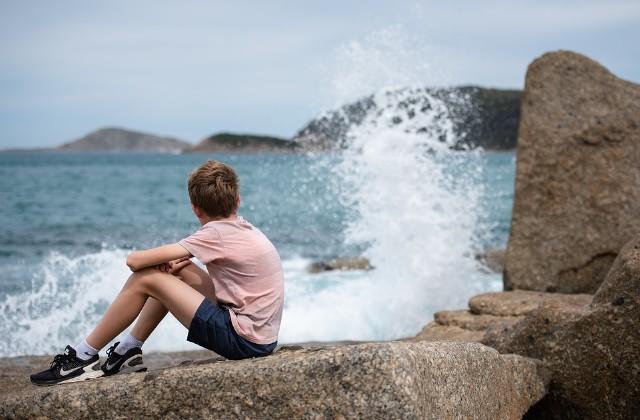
top-left (100, 342), bottom-right (147, 376)
top-left (30, 345), bottom-right (103, 386)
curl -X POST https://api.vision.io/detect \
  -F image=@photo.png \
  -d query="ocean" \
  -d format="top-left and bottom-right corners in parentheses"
top-left (0, 145), bottom-right (515, 357)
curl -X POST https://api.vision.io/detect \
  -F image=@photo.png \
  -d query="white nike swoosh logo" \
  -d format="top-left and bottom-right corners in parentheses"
top-left (105, 360), bottom-right (120, 370)
top-left (59, 365), bottom-right (83, 376)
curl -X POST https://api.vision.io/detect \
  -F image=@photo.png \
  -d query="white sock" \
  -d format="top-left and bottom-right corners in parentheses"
top-left (74, 339), bottom-right (99, 361)
top-left (115, 332), bottom-right (144, 355)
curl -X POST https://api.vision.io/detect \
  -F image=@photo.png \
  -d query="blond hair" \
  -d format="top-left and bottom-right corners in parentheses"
top-left (187, 160), bottom-right (239, 218)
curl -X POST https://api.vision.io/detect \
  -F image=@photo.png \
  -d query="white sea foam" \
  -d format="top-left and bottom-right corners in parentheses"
top-left (0, 248), bottom-right (204, 356)
top-left (0, 247), bottom-right (384, 356)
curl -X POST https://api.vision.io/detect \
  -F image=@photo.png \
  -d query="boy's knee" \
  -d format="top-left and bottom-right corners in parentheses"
top-left (128, 268), bottom-right (163, 290)
top-left (130, 267), bottom-right (156, 280)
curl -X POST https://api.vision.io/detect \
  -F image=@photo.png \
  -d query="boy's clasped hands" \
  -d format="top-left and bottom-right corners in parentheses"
top-left (154, 256), bottom-right (192, 274)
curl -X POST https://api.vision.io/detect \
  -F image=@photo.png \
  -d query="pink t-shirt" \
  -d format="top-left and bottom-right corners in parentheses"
top-left (178, 215), bottom-right (284, 344)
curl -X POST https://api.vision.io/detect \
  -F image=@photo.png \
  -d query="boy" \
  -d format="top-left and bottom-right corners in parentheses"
top-left (30, 160), bottom-right (284, 386)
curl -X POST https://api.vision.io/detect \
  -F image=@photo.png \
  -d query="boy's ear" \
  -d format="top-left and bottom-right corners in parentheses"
top-left (191, 203), bottom-right (202, 218)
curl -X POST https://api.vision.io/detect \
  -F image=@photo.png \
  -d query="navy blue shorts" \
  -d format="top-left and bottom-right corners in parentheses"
top-left (187, 298), bottom-right (277, 360)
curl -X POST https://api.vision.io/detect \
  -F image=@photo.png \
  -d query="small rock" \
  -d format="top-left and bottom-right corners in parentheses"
top-left (434, 309), bottom-right (522, 331)
top-left (475, 248), bottom-right (506, 273)
top-left (411, 322), bottom-right (485, 342)
top-left (468, 290), bottom-right (592, 317)
top-left (307, 257), bottom-right (372, 273)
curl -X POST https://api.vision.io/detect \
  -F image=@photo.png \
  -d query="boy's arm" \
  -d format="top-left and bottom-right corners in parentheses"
top-left (126, 243), bottom-right (192, 272)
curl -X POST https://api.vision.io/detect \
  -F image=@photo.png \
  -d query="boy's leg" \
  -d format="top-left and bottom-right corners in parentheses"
top-left (85, 267), bottom-right (209, 350)
top-left (30, 267), bottom-right (208, 386)
top-left (130, 263), bottom-right (216, 342)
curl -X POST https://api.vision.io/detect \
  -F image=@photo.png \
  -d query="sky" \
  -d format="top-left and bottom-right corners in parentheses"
top-left (1, 0), bottom-right (639, 148)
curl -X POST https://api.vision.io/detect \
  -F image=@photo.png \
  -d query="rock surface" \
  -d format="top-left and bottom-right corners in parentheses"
top-left (0, 350), bottom-right (214, 397)
top-left (504, 50), bottom-right (640, 293)
top-left (0, 341), bottom-right (547, 420)
top-left (469, 290), bottom-right (592, 317)
top-left (412, 322), bottom-right (486, 343)
top-left (433, 309), bottom-right (521, 331)
top-left (57, 127), bottom-right (191, 153)
top-left (412, 291), bottom-right (590, 345)
top-left (485, 235), bottom-right (640, 420)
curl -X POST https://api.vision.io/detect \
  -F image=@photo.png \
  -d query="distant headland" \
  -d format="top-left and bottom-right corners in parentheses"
top-left (57, 127), bottom-right (191, 153)
top-left (189, 133), bottom-right (300, 153)
top-left (1, 85), bottom-right (522, 153)
top-left (52, 128), bottom-right (298, 154)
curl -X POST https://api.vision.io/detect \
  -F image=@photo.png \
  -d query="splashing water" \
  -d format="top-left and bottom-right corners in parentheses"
top-left (278, 28), bottom-right (500, 342)
top-left (279, 86), bottom-right (494, 342)
top-left (0, 249), bottom-right (205, 356)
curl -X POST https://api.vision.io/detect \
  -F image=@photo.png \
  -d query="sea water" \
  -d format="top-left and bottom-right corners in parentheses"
top-left (0, 147), bottom-right (514, 356)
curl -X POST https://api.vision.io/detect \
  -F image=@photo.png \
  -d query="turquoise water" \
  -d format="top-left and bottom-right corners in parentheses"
top-left (0, 150), bottom-right (515, 355)
top-left (0, 152), bottom-right (351, 292)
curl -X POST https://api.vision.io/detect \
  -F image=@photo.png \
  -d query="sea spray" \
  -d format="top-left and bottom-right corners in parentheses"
top-left (0, 248), bottom-right (202, 356)
top-left (279, 28), bottom-right (500, 342)
top-left (279, 88), bottom-right (497, 342)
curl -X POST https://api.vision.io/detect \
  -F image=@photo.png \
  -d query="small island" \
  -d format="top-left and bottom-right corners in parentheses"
top-left (57, 127), bottom-right (191, 153)
top-left (50, 128), bottom-right (299, 154)
top-left (189, 133), bottom-right (300, 153)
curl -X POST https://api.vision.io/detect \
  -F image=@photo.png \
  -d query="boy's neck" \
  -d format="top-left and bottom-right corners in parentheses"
top-left (199, 213), bottom-right (238, 225)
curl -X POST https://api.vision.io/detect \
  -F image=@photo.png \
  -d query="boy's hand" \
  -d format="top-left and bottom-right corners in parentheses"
top-left (155, 256), bottom-right (192, 274)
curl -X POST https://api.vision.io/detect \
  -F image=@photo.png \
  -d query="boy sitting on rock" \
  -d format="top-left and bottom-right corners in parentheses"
top-left (31, 160), bottom-right (284, 385)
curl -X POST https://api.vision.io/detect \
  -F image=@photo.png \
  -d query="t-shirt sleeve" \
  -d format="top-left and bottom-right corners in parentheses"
top-left (178, 224), bottom-right (224, 264)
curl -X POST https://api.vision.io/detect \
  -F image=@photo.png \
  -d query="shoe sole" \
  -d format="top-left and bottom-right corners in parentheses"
top-left (32, 360), bottom-right (104, 386)
top-left (120, 354), bottom-right (147, 374)
top-left (102, 354), bottom-right (147, 376)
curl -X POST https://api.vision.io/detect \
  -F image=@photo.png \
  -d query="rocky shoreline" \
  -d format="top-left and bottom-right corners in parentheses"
top-left (0, 340), bottom-right (547, 419)
top-left (1, 50), bottom-right (639, 419)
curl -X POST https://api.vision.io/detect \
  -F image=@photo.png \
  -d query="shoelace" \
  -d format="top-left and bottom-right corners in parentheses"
top-left (105, 342), bottom-right (120, 359)
top-left (50, 353), bottom-right (74, 369)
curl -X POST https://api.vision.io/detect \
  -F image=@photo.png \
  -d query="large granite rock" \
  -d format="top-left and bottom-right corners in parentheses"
top-left (485, 235), bottom-right (640, 419)
top-left (0, 350), bottom-right (215, 397)
top-left (0, 341), bottom-right (548, 419)
top-left (504, 50), bottom-right (640, 293)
